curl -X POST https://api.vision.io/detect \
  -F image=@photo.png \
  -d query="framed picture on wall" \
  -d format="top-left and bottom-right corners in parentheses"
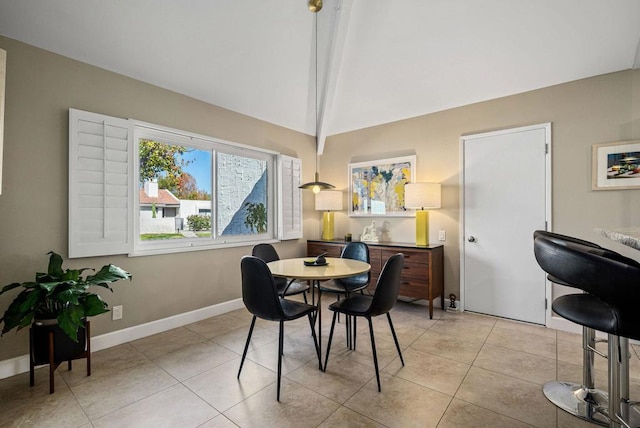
top-left (592, 140), bottom-right (640, 190)
top-left (348, 155), bottom-right (416, 216)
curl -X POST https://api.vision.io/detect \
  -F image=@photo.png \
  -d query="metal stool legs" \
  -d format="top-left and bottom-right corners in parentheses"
top-left (542, 327), bottom-right (609, 426)
top-left (607, 336), bottom-right (640, 428)
top-left (544, 330), bottom-right (639, 428)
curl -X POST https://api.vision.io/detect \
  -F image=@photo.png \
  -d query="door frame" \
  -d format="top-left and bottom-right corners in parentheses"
top-left (459, 122), bottom-right (552, 325)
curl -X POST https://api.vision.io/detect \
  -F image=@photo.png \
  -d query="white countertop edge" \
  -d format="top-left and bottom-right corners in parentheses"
top-left (595, 227), bottom-right (640, 251)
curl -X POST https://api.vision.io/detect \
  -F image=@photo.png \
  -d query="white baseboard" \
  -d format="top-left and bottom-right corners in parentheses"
top-left (0, 298), bottom-right (244, 380)
top-left (546, 315), bottom-right (582, 334)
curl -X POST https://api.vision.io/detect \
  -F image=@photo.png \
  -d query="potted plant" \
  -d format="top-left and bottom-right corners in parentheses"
top-left (0, 251), bottom-right (132, 363)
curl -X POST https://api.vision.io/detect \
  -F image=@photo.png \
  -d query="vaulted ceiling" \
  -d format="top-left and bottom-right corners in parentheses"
top-left (1, 0), bottom-right (639, 152)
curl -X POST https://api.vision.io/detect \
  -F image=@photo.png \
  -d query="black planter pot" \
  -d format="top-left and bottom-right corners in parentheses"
top-left (29, 319), bottom-right (91, 393)
top-left (30, 320), bottom-right (87, 365)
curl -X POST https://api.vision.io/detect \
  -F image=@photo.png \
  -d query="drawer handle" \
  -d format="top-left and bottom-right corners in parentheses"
top-left (400, 281), bottom-right (411, 285)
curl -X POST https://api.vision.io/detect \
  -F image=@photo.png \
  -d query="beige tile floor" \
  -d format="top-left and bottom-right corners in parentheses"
top-left (2, 293), bottom-right (639, 428)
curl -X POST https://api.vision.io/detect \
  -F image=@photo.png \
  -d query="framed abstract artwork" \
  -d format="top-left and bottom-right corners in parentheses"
top-left (348, 155), bottom-right (416, 216)
top-left (592, 140), bottom-right (640, 190)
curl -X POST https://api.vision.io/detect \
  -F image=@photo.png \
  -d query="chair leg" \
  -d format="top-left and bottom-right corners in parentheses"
top-left (368, 317), bottom-right (381, 392)
top-left (323, 312), bottom-right (339, 372)
top-left (608, 334), bottom-right (621, 428)
top-left (277, 321), bottom-right (284, 401)
top-left (302, 290), bottom-right (308, 304)
top-left (353, 317), bottom-right (357, 350)
top-left (238, 316), bottom-right (256, 379)
top-left (307, 312), bottom-right (322, 369)
top-left (346, 315), bottom-right (351, 349)
top-left (387, 313), bottom-right (404, 366)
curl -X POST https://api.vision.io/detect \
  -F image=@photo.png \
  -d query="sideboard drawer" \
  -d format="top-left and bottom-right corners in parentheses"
top-left (307, 242), bottom-right (343, 258)
top-left (382, 249), bottom-right (429, 265)
top-left (399, 279), bottom-right (429, 299)
top-left (400, 261), bottom-right (429, 281)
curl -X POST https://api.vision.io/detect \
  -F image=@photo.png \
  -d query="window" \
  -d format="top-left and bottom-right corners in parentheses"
top-left (133, 125), bottom-right (276, 254)
top-left (69, 109), bottom-right (302, 258)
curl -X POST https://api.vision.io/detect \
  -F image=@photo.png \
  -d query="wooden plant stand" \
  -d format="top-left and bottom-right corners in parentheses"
top-left (29, 320), bottom-right (91, 394)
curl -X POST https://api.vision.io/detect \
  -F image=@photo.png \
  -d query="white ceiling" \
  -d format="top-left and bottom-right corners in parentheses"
top-left (1, 0), bottom-right (639, 148)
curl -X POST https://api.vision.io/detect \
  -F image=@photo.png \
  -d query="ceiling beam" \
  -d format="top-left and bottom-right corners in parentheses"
top-left (316, 0), bottom-right (353, 154)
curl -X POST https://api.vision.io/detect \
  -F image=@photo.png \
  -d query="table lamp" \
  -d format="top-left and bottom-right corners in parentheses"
top-left (315, 190), bottom-right (343, 240)
top-left (404, 183), bottom-right (441, 246)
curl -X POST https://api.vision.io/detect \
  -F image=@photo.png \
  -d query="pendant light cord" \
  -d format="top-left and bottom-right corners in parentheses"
top-left (314, 11), bottom-right (319, 174)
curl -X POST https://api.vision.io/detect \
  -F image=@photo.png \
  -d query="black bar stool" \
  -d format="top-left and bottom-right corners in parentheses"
top-left (533, 230), bottom-right (609, 425)
top-left (534, 235), bottom-right (640, 427)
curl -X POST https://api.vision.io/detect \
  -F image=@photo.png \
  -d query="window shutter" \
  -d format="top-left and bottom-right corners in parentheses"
top-left (69, 109), bottom-right (132, 258)
top-left (278, 155), bottom-right (302, 240)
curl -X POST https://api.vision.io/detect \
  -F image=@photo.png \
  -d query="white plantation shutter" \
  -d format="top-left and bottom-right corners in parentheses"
top-left (69, 109), bottom-right (132, 258)
top-left (278, 155), bottom-right (302, 240)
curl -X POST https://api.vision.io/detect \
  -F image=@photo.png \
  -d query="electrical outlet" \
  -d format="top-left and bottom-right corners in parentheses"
top-left (112, 305), bottom-right (123, 321)
top-left (438, 230), bottom-right (446, 241)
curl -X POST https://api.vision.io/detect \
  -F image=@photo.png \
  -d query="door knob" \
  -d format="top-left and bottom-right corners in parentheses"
top-left (468, 236), bottom-right (476, 242)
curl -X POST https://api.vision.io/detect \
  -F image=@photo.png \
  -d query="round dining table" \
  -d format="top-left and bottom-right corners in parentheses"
top-left (267, 257), bottom-right (371, 370)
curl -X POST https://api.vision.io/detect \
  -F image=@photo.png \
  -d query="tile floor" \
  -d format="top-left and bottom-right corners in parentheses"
top-left (2, 293), bottom-right (640, 428)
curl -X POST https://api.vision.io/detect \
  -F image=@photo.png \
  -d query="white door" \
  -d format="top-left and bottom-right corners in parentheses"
top-left (462, 124), bottom-right (550, 325)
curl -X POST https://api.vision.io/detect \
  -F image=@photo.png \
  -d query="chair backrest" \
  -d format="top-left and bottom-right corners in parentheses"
top-left (533, 230), bottom-right (603, 286)
top-left (534, 236), bottom-right (640, 300)
top-left (533, 236), bottom-right (640, 340)
top-left (339, 242), bottom-right (370, 287)
top-left (240, 256), bottom-right (284, 321)
top-left (368, 253), bottom-right (404, 316)
top-left (252, 243), bottom-right (280, 263)
top-left (533, 230), bottom-right (601, 249)
top-left (534, 231), bottom-right (640, 272)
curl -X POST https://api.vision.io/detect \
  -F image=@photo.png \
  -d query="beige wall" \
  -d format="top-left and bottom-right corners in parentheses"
top-left (0, 36), bottom-right (319, 361)
top-left (1, 34), bottom-right (639, 363)
top-left (321, 69), bottom-right (640, 302)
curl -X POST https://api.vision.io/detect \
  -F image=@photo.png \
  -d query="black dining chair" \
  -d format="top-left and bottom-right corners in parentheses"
top-left (323, 253), bottom-right (405, 392)
top-left (317, 242), bottom-right (370, 296)
top-left (237, 256), bottom-right (321, 401)
top-left (316, 242), bottom-right (370, 348)
top-left (252, 243), bottom-right (309, 303)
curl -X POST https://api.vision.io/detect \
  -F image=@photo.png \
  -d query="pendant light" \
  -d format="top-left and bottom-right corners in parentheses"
top-left (299, 0), bottom-right (335, 194)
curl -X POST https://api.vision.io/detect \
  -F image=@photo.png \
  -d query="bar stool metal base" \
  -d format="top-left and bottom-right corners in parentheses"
top-left (543, 381), bottom-right (609, 426)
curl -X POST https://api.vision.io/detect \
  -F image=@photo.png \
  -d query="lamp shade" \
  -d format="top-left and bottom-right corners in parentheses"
top-left (315, 190), bottom-right (343, 211)
top-left (405, 183), bottom-right (441, 210)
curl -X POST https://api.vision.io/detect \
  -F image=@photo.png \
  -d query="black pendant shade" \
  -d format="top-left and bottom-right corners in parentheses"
top-left (299, 171), bottom-right (335, 194)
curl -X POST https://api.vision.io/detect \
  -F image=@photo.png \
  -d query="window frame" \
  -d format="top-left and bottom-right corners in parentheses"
top-left (132, 121), bottom-right (279, 256)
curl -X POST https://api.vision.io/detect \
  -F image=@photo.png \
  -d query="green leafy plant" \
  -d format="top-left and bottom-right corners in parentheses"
top-left (0, 252), bottom-right (132, 342)
top-left (186, 214), bottom-right (211, 231)
top-left (244, 202), bottom-right (267, 233)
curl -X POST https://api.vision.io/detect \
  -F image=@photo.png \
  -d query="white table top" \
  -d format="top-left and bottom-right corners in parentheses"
top-left (267, 257), bottom-right (370, 280)
top-left (595, 227), bottom-right (640, 251)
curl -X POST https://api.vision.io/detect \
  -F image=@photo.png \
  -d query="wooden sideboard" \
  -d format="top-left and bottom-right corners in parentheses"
top-left (307, 240), bottom-right (444, 319)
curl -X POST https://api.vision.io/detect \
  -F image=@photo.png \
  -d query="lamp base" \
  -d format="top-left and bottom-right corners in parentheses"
top-left (322, 211), bottom-right (335, 241)
top-left (416, 210), bottom-right (429, 246)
